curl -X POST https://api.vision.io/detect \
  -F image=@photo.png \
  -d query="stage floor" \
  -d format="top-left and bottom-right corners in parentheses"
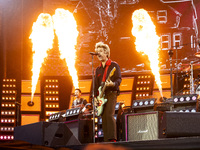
top-left (1, 136), bottom-right (200, 150)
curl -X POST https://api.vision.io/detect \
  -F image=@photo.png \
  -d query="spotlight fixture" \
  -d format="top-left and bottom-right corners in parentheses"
top-left (173, 94), bottom-right (197, 105)
top-left (97, 128), bottom-right (104, 138)
top-left (172, 94), bottom-right (198, 112)
top-left (132, 98), bottom-right (156, 113)
top-left (173, 106), bottom-right (196, 113)
top-left (48, 111), bottom-right (66, 122)
top-left (61, 107), bottom-right (82, 121)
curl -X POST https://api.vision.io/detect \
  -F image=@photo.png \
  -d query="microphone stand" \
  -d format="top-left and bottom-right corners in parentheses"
top-left (190, 61), bottom-right (194, 94)
top-left (90, 53), bottom-right (96, 143)
top-left (168, 49), bottom-right (174, 98)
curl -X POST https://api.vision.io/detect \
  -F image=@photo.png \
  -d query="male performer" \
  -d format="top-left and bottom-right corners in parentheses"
top-left (72, 88), bottom-right (87, 108)
top-left (94, 42), bottom-right (121, 142)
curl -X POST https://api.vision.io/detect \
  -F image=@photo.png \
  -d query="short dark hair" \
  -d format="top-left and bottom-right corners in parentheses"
top-left (75, 88), bottom-right (81, 93)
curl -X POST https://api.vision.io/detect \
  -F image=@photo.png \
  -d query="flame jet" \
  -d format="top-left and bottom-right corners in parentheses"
top-left (52, 8), bottom-right (79, 88)
top-left (132, 9), bottom-right (163, 97)
top-left (29, 14), bottom-right (54, 101)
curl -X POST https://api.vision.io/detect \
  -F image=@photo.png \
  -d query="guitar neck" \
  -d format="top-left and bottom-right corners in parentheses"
top-left (99, 76), bottom-right (111, 98)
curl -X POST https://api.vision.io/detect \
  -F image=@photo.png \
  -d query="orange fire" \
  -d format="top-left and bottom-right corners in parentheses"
top-left (30, 9), bottom-right (79, 100)
top-left (52, 8), bottom-right (79, 88)
top-left (29, 13), bottom-right (54, 101)
top-left (132, 9), bottom-right (163, 97)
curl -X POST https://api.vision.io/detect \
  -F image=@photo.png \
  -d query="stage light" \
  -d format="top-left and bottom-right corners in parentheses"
top-left (95, 125), bottom-right (98, 130)
top-left (63, 107), bottom-right (81, 118)
top-left (1, 103), bottom-right (15, 108)
top-left (48, 111), bottom-right (64, 122)
top-left (173, 94), bottom-right (198, 112)
top-left (1, 119), bottom-right (15, 124)
top-left (132, 98), bottom-right (156, 113)
top-left (97, 129), bottom-right (104, 137)
top-left (95, 118), bottom-right (98, 123)
top-left (173, 94), bottom-right (197, 104)
top-left (95, 133), bottom-right (98, 138)
top-left (98, 117), bottom-right (102, 124)
top-left (1, 111), bottom-right (15, 116)
top-left (0, 135), bottom-right (14, 140)
top-left (173, 107), bottom-right (196, 113)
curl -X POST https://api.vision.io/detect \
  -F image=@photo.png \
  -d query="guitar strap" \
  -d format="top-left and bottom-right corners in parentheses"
top-left (102, 59), bottom-right (111, 82)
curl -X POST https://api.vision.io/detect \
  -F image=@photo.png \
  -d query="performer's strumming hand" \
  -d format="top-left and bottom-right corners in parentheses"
top-left (105, 80), bottom-right (115, 87)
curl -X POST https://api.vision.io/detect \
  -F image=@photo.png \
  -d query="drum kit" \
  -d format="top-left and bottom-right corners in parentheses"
top-left (179, 51), bottom-right (200, 95)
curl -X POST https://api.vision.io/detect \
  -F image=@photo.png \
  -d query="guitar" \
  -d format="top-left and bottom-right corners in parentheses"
top-left (95, 67), bottom-right (116, 116)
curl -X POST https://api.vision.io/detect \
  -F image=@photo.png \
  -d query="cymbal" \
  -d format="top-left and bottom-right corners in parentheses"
top-left (181, 63), bottom-right (200, 66)
top-left (195, 52), bottom-right (200, 57)
top-left (180, 63), bottom-right (200, 71)
top-left (181, 56), bottom-right (199, 63)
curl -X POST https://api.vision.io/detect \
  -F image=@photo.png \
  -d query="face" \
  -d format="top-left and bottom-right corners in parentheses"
top-left (96, 47), bottom-right (108, 62)
top-left (74, 90), bottom-right (81, 98)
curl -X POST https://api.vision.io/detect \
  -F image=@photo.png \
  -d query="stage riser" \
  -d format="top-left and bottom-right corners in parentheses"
top-left (123, 111), bottom-right (200, 141)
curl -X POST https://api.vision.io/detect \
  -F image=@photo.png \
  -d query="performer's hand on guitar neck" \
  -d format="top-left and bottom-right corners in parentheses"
top-left (105, 80), bottom-right (115, 87)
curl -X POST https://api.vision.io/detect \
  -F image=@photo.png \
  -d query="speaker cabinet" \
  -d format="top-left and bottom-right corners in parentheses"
top-left (123, 111), bottom-right (200, 141)
top-left (14, 121), bottom-right (81, 147)
top-left (159, 111), bottom-right (200, 138)
top-left (21, 114), bottom-right (40, 126)
top-left (123, 111), bottom-right (158, 141)
top-left (117, 92), bottom-right (132, 106)
top-left (65, 119), bottom-right (93, 143)
top-left (21, 80), bottom-right (40, 94)
top-left (21, 95), bottom-right (41, 112)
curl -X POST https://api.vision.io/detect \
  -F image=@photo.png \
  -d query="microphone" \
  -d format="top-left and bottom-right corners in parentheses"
top-left (89, 52), bottom-right (98, 55)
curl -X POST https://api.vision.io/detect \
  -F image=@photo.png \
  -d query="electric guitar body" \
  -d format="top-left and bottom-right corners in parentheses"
top-left (96, 87), bottom-right (108, 116)
top-left (95, 67), bottom-right (116, 116)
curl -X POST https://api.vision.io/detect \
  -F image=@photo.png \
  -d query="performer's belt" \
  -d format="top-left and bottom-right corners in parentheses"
top-left (110, 91), bottom-right (117, 93)
top-left (106, 90), bottom-right (118, 94)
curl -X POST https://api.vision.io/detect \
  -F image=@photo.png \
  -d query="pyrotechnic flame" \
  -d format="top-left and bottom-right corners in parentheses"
top-left (29, 13), bottom-right (54, 101)
top-left (53, 8), bottom-right (79, 88)
top-left (132, 9), bottom-right (163, 97)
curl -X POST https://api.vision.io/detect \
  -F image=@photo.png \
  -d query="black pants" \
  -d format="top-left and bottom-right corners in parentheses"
top-left (102, 91), bottom-right (117, 142)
